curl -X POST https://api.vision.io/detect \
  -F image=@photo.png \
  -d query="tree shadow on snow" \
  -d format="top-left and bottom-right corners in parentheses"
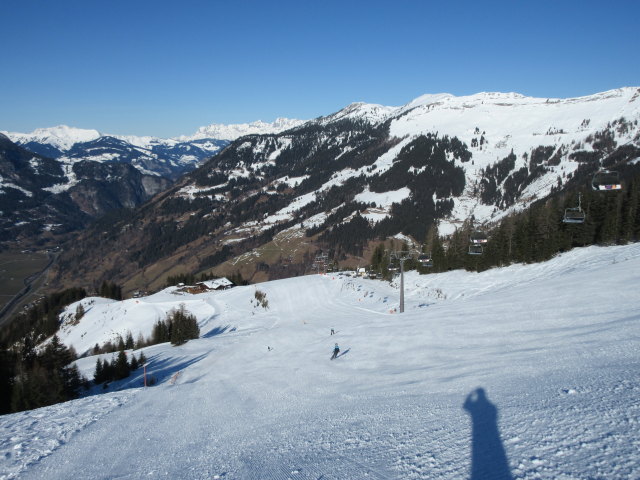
top-left (139, 353), bottom-right (208, 387)
top-left (463, 388), bottom-right (514, 480)
top-left (202, 324), bottom-right (234, 338)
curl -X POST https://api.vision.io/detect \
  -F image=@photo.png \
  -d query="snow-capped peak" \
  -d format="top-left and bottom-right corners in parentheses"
top-left (316, 102), bottom-right (397, 126)
top-left (180, 117), bottom-right (305, 141)
top-left (2, 125), bottom-right (102, 151)
top-left (2, 118), bottom-right (306, 153)
top-left (402, 93), bottom-right (455, 110)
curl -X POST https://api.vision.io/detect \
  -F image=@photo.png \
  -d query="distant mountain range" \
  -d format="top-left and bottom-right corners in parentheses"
top-left (44, 87), bottom-right (640, 293)
top-left (0, 133), bottom-right (171, 243)
top-left (0, 119), bottom-right (304, 243)
top-left (178, 118), bottom-right (305, 142)
top-left (2, 118), bottom-right (304, 180)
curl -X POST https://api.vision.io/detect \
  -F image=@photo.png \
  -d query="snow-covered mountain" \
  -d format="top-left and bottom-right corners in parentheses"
top-left (2, 118), bottom-right (305, 180)
top-left (0, 118), bottom-right (307, 241)
top-left (0, 134), bottom-right (171, 241)
top-left (364, 90), bottom-right (631, 217)
top-left (47, 87), bottom-right (640, 293)
top-left (2, 127), bottom-right (229, 181)
top-left (180, 117), bottom-right (305, 141)
top-left (194, 87), bottom-right (640, 236)
top-left (3, 125), bottom-right (101, 155)
top-left (2, 243), bottom-right (639, 478)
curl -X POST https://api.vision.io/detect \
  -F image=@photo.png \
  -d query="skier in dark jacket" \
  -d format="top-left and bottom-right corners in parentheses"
top-left (331, 343), bottom-right (340, 360)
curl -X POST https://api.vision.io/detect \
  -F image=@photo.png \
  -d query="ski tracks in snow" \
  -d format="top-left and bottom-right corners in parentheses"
top-left (502, 375), bottom-right (640, 480)
top-left (0, 392), bottom-right (132, 480)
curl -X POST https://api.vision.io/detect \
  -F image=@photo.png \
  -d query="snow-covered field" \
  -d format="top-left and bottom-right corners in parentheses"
top-left (1, 244), bottom-right (640, 479)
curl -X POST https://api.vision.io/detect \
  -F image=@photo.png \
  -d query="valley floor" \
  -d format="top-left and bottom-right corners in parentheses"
top-left (1, 244), bottom-right (639, 479)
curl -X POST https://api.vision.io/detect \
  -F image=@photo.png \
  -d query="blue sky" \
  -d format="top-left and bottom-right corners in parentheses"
top-left (1, 0), bottom-right (638, 138)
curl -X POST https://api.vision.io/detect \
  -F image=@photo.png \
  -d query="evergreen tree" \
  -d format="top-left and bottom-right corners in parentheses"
top-left (11, 361), bottom-right (49, 411)
top-left (431, 233), bottom-right (446, 272)
top-left (129, 353), bottom-right (139, 371)
top-left (94, 357), bottom-right (104, 384)
top-left (125, 331), bottom-right (134, 350)
top-left (152, 319), bottom-right (170, 344)
top-left (99, 281), bottom-right (123, 300)
top-left (424, 223), bottom-right (438, 253)
top-left (101, 358), bottom-right (114, 383)
top-left (10, 335), bottom-right (85, 411)
top-left (369, 243), bottom-right (387, 274)
top-left (65, 363), bottom-right (84, 397)
top-left (135, 332), bottom-right (146, 349)
top-left (169, 305), bottom-right (200, 346)
top-left (75, 303), bottom-right (85, 321)
top-left (0, 349), bottom-right (16, 414)
top-left (114, 350), bottom-right (130, 380)
top-left (228, 271), bottom-right (248, 286)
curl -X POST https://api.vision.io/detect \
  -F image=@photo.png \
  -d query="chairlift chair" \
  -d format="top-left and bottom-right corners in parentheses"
top-left (563, 193), bottom-right (586, 224)
top-left (563, 208), bottom-right (586, 224)
top-left (470, 230), bottom-right (488, 244)
top-left (418, 253), bottom-right (433, 267)
top-left (468, 244), bottom-right (483, 255)
top-left (388, 262), bottom-right (399, 272)
top-left (592, 169), bottom-right (622, 191)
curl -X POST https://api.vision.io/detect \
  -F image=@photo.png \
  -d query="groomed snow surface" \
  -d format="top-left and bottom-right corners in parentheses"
top-left (2, 244), bottom-right (640, 479)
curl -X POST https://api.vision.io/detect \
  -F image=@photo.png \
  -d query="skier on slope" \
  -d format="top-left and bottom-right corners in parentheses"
top-left (331, 343), bottom-right (340, 360)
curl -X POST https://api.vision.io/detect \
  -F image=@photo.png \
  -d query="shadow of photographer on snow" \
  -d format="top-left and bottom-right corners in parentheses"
top-left (463, 388), bottom-right (514, 480)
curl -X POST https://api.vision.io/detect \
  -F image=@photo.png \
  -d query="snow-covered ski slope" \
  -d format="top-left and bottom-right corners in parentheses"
top-left (2, 244), bottom-right (640, 479)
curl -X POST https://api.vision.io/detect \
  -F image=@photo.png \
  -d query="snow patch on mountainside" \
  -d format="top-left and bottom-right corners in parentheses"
top-left (356, 186), bottom-right (411, 222)
top-left (355, 186), bottom-right (410, 207)
top-left (261, 191), bottom-right (317, 227)
top-left (177, 184), bottom-right (227, 201)
top-left (41, 158), bottom-right (81, 193)
top-left (0, 175), bottom-right (33, 197)
top-left (280, 175), bottom-right (308, 187)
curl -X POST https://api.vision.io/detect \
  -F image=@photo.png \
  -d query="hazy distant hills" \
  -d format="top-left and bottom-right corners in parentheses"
top-left (45, 88), bottom-right (640, 293)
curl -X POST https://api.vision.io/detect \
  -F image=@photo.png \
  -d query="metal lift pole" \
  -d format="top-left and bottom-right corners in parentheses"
top-left (399, 257), bottom-right (405, 313)
top-left (390, 248), bottom-right (417, 313)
